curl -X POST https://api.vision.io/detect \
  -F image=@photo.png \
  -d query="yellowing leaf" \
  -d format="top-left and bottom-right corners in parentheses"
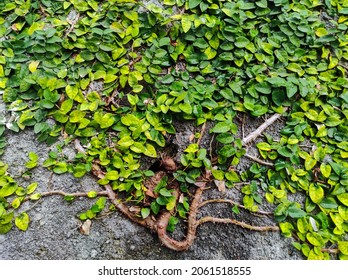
top-left (320, 163), bottom-right (331, 178)
top-left (15, 212), bottom-right (30, 231)
top-left (28, 21), bottom-right (45, 35)
top-left (204, 47), bottom-right (217, 60)
top-left (315, 28), bottom-right (328, 37)
top-left (144, 143), bottom-right (157, 158)
top-left (338, 241), bottom-right (348, 255)
top-left (181, 15), bottom-right (192, 33)
top-left (337, 193), bottom-right (348, 207)
top-left (28, 61), bottom-right (40, 73)
top-left (305, 156), bottom-right (317, 171)
top-left (309, 184), bottom-right (324, 204)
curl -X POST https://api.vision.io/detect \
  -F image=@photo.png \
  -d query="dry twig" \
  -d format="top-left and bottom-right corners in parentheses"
top-left (242, 108), bottom-right (288, 146)
top-left (244, 153), bottom-right (274, 167)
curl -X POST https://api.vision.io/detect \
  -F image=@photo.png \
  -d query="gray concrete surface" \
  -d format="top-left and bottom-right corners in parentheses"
top-left (0, 124), bottom-right (303, 260)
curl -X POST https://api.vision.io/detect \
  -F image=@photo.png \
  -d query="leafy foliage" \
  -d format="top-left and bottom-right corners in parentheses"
top-left (1, 0), bottom-right (348, 259)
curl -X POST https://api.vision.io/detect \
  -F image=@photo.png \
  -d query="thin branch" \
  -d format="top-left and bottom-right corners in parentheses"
top-left (40, 190), bottom-right (108, 198)
top-left (104, 184), bottom-right (156, 229)
top-left (242, 113), bottom-right (246, 140)
top-left (321, 248), bottom-right (339, 254)
top-left (198, 198), bottom-right (273, 216)
top-left (197, 122), bottom-right (207, 147)
top-left (244, 153), bottom-right (274, 167)
top-left (242, 108), bottom-right (288, 146)
top-left (197, 216), bottom-right (279, 231)
top-left (8, 190), bottom-right (108, 210)
top-left (209, 133), bottom-right (215, 162)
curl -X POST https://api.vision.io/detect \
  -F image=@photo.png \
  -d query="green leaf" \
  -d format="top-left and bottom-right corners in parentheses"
top-left (53, 162), bottom-right (68, 174)
top-left (212, 169), bottom-right (224, 180)
top-left (0, 184), bottom-right (17, 198)
top-left (179, 103), bottom-right (192, 114)
top-left (306, 232), bottom-right (324, 247)
top-left (30, 193), bottom-right (41, 200)
top-left (60, 99), bottom-right (74, 114)
top-left (181, 15), bottom-right (192, 33)
top-left (118, 136), bottom-right (134, 148)
top-left (305, 156), bottom-right (317, 171)
top-left (11, 197), bottom-right (21, 209)
top-left (141, 208), bottom-right (150, 219)
top-left (225, 171), bottom-right (240, 182)
top-left (166, 196), bottom-right (177, 211)
top-left (25, 161), bottom-right (37, 169)
top-left (255, 82), bottom-right (271, 94)
top-left (319, 198), bottom-right (338, 209)
top-left (66, 85), bottom-right (79, 99)
top-left (235, 36), bottom-right (250, 48)
top-left (121, 114), bottom-right (140, 127)
top-left (15, 212), bottom-right (30, 231)
top-left (87, 191), bottom-right (97, 198)
top-left (256, 142), bottom-right (272, 151)
top-left (130, 142), bottom-right (146, 153)
top-left (188, 0), bottom-right (202, 9)
top-left (337, 193), bottom-right (348, 206)
top-left (320, 163), bottom-right (331, 178)
top-left (338, 241), bottom-right (348, 255)
top-left (151, 202), bottom-right (160, 215)
top-left (105, 170), bottom-right (119, 181)
top-left (0, 223), bottom-right (12, 234)
top-left (309, 184), bottom-right (324, 204)
top-left (95, 197), bottom-right (106, 212)
top-left (26, 182), bottom-right (38, 194)
top-left (185, 143), bottom-right (199, 153)
top-left (279, 222), bottom-right (294, 237)
top-left (144, 143), bottom-right (157, 158)
top-left (210, 122), bottom-right (230, 133)
top-left (286, 63), bottom-right (305, 76)
top-left (159, 188), bottom-right (172, 197)
top-left (70, 110), bottom-right (86, 123)
top-left (288, 204), bottom-right (306, 218)
top-left (29, 152), bottom-right (39, 161)
top-left (124, 11), bottom-right (138, 21)
top-left (161, 75), bottom-right (174, 84)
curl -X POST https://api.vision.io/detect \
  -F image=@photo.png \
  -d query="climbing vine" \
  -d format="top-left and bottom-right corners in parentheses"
top-left (1, 0), bottom-right (348, 259)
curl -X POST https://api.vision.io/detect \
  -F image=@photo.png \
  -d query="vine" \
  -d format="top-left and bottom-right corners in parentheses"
top-left (1, 0), bottom-right (348, 259)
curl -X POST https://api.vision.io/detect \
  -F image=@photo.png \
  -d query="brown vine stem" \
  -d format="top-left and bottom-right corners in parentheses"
top-left (242, 108), bottom-right (288, 146)
top-left (244, 153), bottom-right (274, 167)
top-left (198, 199), bottom-right (273, 216)
top-left (157, 187), bottom-right (204, 251)
top-left (104, 184), bottom-right (156, 229)
top-left (197, 216), bottom-right (279, 232)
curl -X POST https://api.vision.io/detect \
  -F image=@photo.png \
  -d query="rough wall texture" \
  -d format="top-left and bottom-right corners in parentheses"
top-left (0, 125), bottom-right (302, 260)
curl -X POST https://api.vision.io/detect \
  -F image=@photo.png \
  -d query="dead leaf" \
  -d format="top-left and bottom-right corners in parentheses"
top-left (145, 188), bottom-right (156, 198)
top-left (129, 206), bottom-right (141, 214)
top-left (179, 193), bottom-right (185, 203)
top-left (80, 219), bottom-right (92, 235)
top-left (162, 156), bottom-right (177, 171)
top-left (189, 134), bottom-right (195, 142)
top-left (204, 168), bottom-right (212, 179)
top-left (193, 181), bottom-right (206, 188)
top-left (74, 139), bottom-right (86, 154)
top-left (214, 180), bottom-right (226, 193)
